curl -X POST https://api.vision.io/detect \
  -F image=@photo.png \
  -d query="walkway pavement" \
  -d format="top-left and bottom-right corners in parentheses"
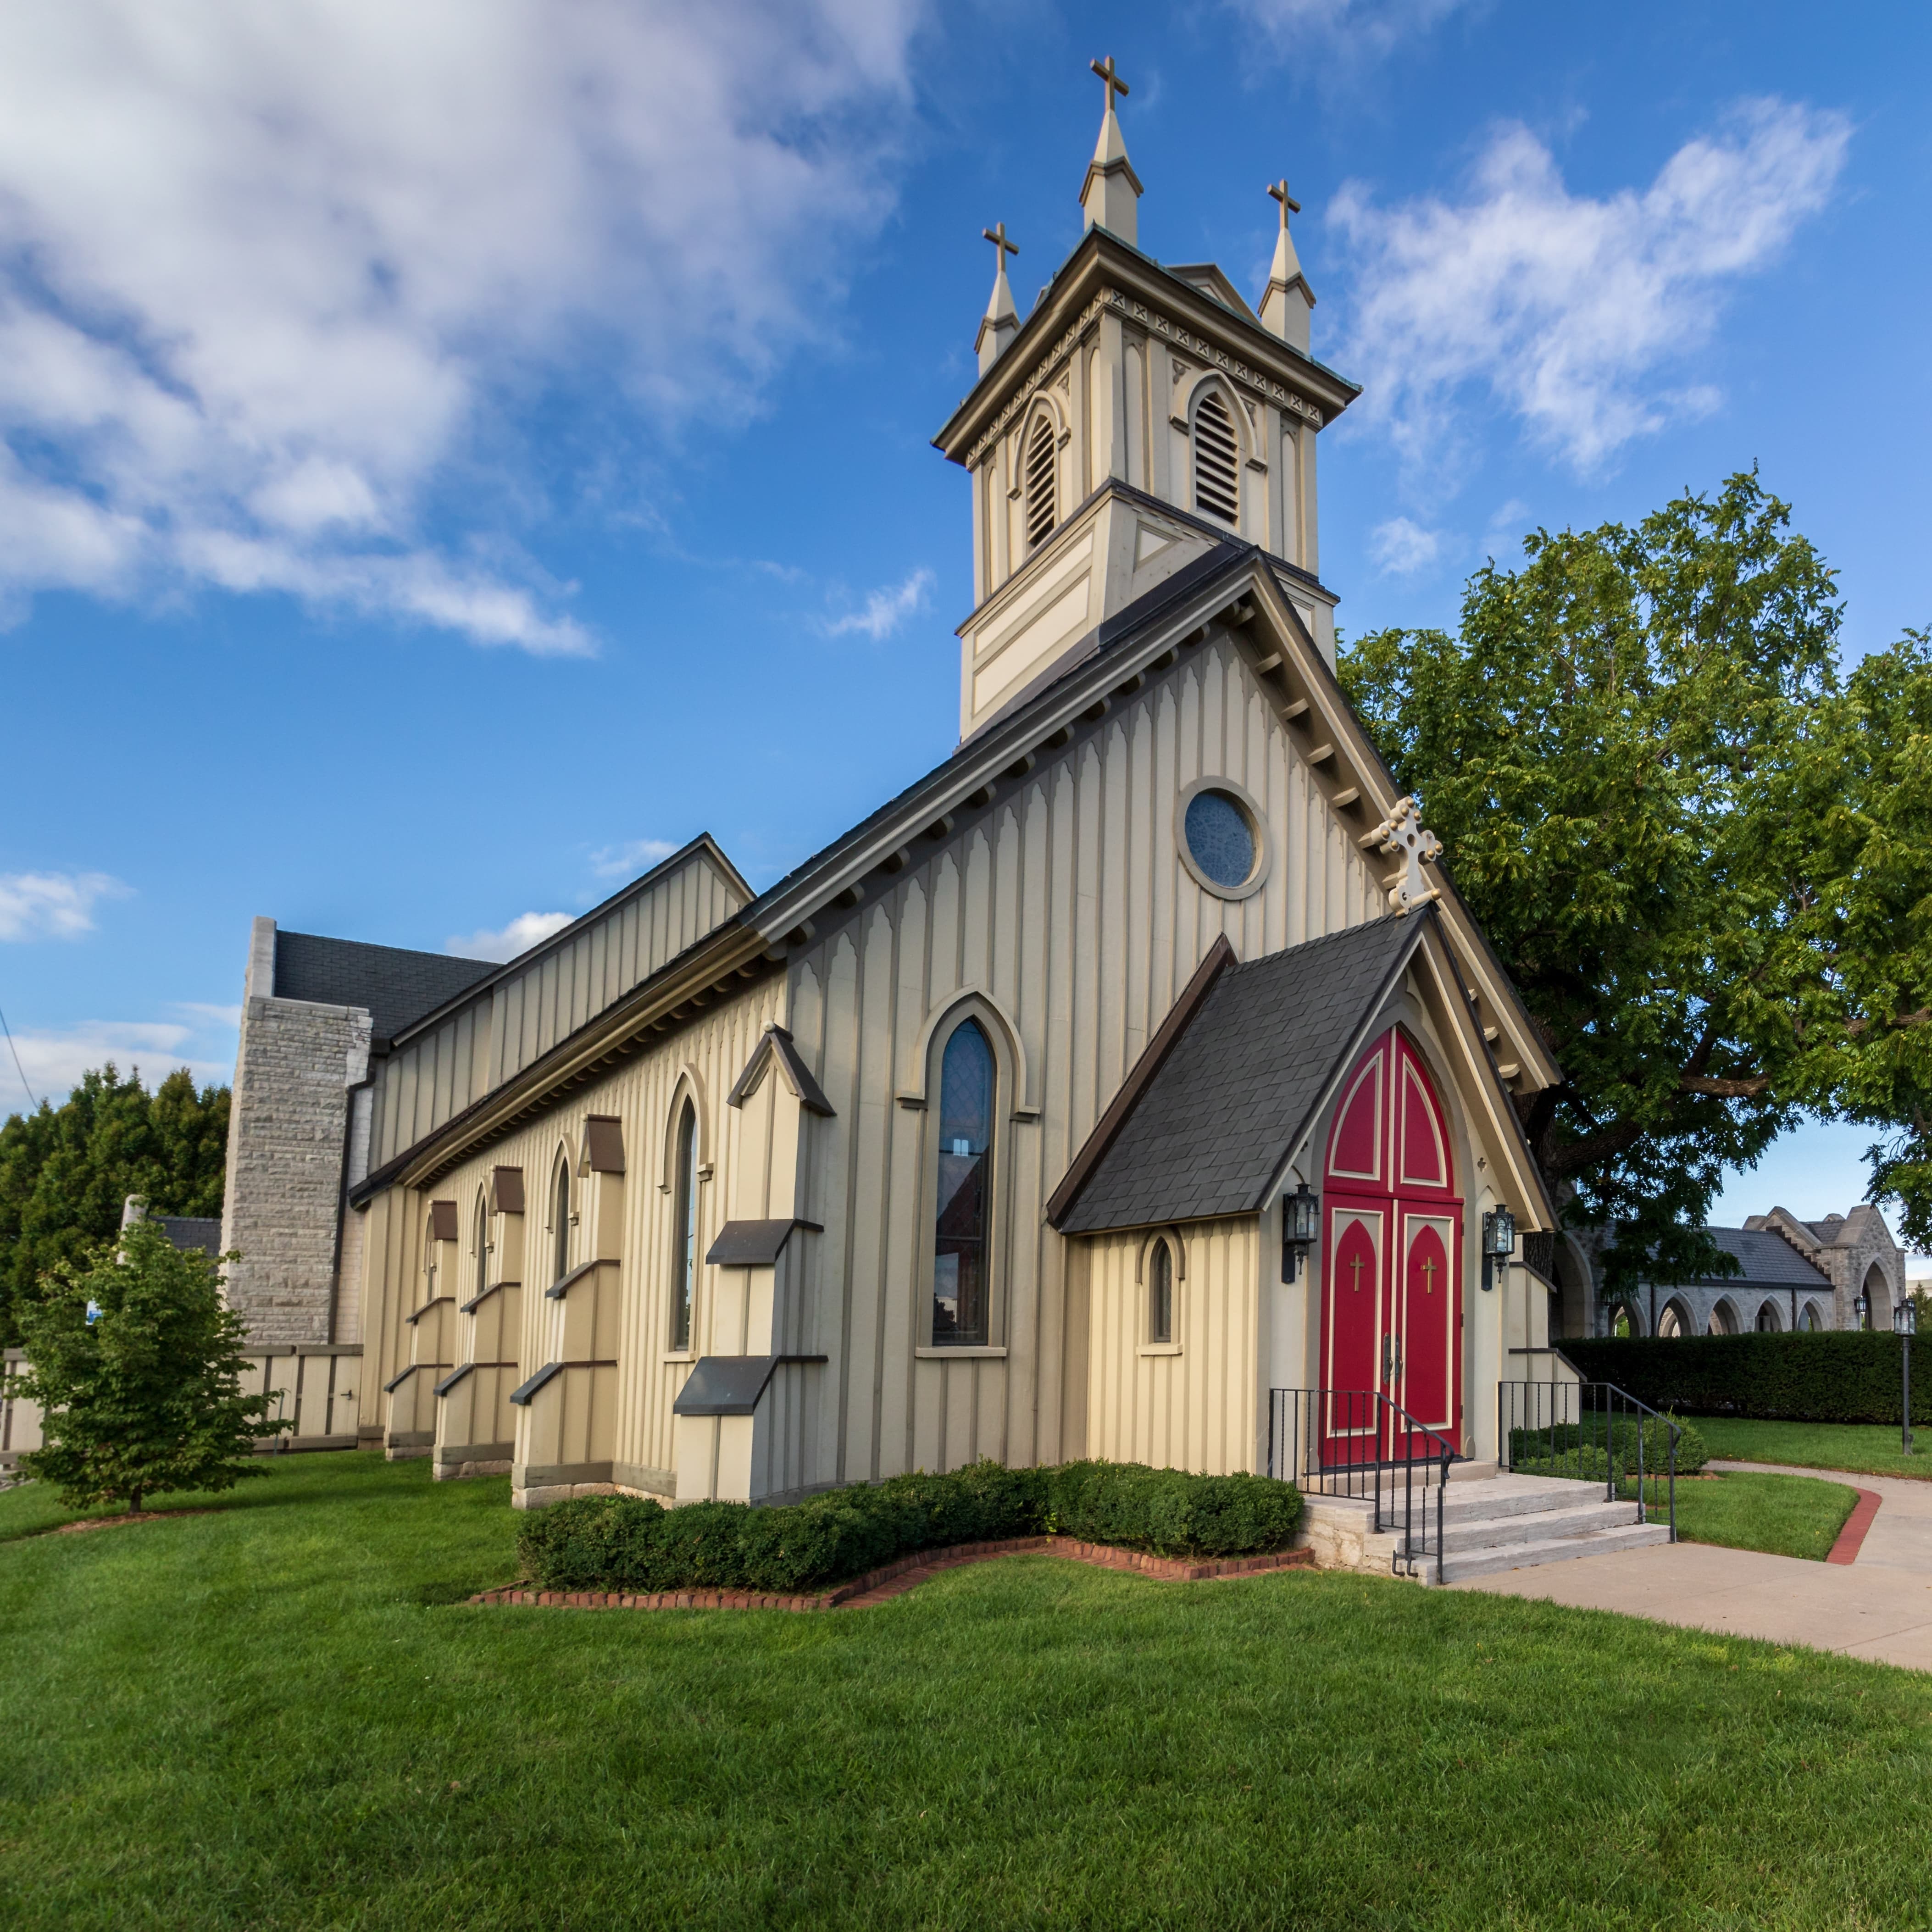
top-left (1453, 1460), bottom-right (1932, 1672)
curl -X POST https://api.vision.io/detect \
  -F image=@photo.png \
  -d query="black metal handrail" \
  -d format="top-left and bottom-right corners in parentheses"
top-left (1498, 1377), bottom-right (1678, 1542)
top-left (1267, 1388), bottom-right (1456, 1584)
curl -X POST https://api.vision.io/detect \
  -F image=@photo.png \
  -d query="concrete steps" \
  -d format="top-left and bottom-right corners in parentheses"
top-left (1295, 1471), bottom-right (1671, 1583)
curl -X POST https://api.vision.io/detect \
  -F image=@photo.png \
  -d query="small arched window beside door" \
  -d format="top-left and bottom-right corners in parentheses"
top-left (932, 1018), bottom-right (995, 1347)
top-left (1148, 1238), bottom-right (1174, 1346)
top-left (670, 1100), bottom-right (699, 1352)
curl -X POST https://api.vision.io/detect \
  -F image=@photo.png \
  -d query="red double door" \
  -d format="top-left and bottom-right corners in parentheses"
top-left (1319, 1028), bottom-right (1463, 1466)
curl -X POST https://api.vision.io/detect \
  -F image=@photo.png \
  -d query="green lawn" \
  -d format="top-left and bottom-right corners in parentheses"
top-left (1685, 1415), bottom-right (1931, 1481)
top-left (5, 1455), bottom-right (1932, 1932)
top-left (1627, 1470), bottom-right (1860, 1560)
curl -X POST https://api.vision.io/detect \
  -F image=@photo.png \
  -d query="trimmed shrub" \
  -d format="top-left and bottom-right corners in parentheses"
top-left (1045, 1462), bottom-right (1304, 1558)
top-left (1560, 1334), bottom-right (1929, 1426)
top-left (1507, 1414), bottom-right (1708, 1477)
top-left (516, 1458), bottom-right (1302, 1595)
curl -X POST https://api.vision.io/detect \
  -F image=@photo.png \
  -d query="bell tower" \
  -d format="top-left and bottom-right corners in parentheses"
top-left (933, 64), bottom-right (1361, 742)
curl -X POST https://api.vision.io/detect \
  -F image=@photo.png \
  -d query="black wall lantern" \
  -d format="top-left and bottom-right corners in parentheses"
top-left (1282, 1182), bottom-right (1319, 1282)
top-left (1481, 1206), bottom-right (1516, 1293)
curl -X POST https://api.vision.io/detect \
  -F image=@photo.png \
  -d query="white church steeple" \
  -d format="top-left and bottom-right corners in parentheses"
top-left (975, 222), bottom-right (1020, 374)
top-left (934, 71), bottom-right (1362, 740)
top-left (1079, 56), bottom-right (1142, 245)
top-left (1259, 178), bottom-right (1316, 354)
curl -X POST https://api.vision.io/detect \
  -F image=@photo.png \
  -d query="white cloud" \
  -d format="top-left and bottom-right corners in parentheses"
top-left (0, 1018), bottom-right (232, 1113)
top-left (0, 869), bottom-right (129, 940)
top-left (1368, 517), bottom-right (1443, 576)
top-left (1331, 100), bottom-right (1850, 474)
top-left (0, 0), bottom-right (923, 651)
top-left (590, 838), bottom-right (679, 881)
top-left (446, 911), bottom-right (573, 963)
top-left (820, 566), bottom-right (935, 640)
top-left (1228, 0), bottom-right (1477, 57)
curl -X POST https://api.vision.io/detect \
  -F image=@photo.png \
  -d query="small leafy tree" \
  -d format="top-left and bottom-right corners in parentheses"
top-left (6, 1221), bottom-right (288, 1515)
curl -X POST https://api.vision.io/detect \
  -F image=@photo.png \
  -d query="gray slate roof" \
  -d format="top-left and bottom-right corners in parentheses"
top-left (273, 930), bottom-right (496, 1044)
top-left (1701, 1227), bottom-right (1831, 1288)
top-left (156, 1216), bottom-right (222, 1258)
top-left (1055, 915), bottom-right (1426, 1235)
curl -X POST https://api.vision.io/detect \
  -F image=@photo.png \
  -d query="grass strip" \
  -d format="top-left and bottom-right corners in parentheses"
top-left (1621, 1469), bottom-right (1860, 1561)
top-left (1685, 1415), bottom-right (1932, 1481)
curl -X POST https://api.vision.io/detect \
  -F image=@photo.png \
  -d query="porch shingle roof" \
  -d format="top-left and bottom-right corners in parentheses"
top-left (1053, 914), bottom-right (1427, 1235)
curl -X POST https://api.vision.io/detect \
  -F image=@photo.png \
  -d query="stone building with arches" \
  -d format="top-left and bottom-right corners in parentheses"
top-left (222, 83), bottom-right (1573, 1510)
top-left (1554, 1206), bottom-right (1904, 1340)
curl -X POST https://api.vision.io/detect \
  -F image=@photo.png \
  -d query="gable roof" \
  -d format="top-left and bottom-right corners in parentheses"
top-left (1704, 1228), bottom-right (1833, 1288)
top-left (1053, 914), bottom-right (1430, 1235)
top-left (273, 930), bottom-right (495, 1045)
top-left (354, 543), bottom-right (1556, 1204)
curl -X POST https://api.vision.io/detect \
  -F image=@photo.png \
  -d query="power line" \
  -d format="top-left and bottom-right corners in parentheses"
top-left (0, 1001), bottom-right (39, 1111)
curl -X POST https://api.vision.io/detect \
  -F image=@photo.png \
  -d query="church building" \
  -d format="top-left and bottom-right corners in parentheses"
top-left (220, 73), bottom-right (1567, 1510)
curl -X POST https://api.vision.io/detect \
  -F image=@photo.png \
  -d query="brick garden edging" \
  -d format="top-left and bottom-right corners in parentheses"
top-left (469, 1534), bottom-right (1315, 1614)
top-left (1825, 1487), bottom-right (1882, 1565)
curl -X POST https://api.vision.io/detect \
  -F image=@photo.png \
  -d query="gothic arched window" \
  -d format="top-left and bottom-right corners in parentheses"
top-left (1193, 388), bottom-right (1240, 525)
top-left (1023, 414), bottom-right (1057, 552)
top-left (550, 1156), bottom-right (571, 1288)
top-left (671, 1100), bottom-right (698, 1352)
top-left (1149, 1238), bottom-right (1174, 1345)
top-left (933, 1018), bottom-right (994, 1346)
top-left (474, 1196), bottom-right (489, 1299)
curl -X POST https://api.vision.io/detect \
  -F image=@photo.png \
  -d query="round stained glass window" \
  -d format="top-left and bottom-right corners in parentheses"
top-left (1184, 788), bottom-right (1256, 890)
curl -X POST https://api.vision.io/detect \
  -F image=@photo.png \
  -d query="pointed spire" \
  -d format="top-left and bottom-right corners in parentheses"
top-left (1080, 56), bottom-right (1143, 245)
top-left (1260, 179), bottom-right (1316, 353)
top-left (975, 222), bottom-right (1020, 374)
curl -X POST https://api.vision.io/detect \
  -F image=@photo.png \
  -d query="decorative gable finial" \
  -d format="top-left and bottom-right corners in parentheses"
top-left (1369, 797), bottom-right (1442, 915)
top-left (1261, 177), bottom-right (1316, 352)
top-left (1080, 56), bottom-right (1142, 244)
top-left (976, 222), bottom-right (1020, 374)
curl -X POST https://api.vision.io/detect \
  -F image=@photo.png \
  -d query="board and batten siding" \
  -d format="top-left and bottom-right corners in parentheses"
top-left (357, 979), bottom-right (793, 1491)
top-left (1082, 1220), bottom-right (1264, 1475)
top-left (367, 849), bottom-right (745, 1171)
top-left (783, 636), bottom-right (1378, 1487)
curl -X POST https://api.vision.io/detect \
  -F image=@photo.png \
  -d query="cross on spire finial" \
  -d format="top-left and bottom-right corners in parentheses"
top-left (981, 222), bottom-right (1018, 267)
top-left (1268, 178), bottom-right (1302, 225)
top-left (1090, 55), bottom-right (1129, 111)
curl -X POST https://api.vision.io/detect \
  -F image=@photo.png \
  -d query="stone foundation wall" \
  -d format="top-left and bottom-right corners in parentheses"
top-left (221, 994), bottom-right (371, 1346)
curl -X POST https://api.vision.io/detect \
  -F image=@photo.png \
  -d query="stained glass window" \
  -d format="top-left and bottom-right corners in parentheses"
top-left (551, 1158), bottom-right (570, 1288)
top-left (671, 1102), bottom-right (697, 1352)
top-left (933, 1020), bottom-right (994, 1346)
top-left (1185, 788), bottom-right (1255, 890)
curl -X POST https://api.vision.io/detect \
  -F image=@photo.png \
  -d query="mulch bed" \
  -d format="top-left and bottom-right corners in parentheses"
top-left (51, 1508), bottom-right (218, 1535)
top-left (471, 1534), bottom-right (1315, 1614)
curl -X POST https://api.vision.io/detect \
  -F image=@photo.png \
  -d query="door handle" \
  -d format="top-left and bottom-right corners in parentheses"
top-left (1382, 1334), bottom-right (1401, 1385)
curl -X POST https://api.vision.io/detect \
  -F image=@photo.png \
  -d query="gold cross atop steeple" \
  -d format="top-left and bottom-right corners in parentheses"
top-left (1268, 178), bottom-right (1302, 224)
top-left (1089, 55), bottom-right (1129, 110)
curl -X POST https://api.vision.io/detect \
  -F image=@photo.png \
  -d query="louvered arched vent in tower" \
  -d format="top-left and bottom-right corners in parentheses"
top-left (1023, 415), bottom-right (1057, 551)
top-left (1193, 389), bottom-right (1240, 526)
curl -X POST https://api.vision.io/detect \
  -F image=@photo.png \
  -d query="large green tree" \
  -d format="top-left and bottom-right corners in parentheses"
top-left (0, 1065), bottom-right (229, 1345)
top-left (1340, 472), bottom-right (1932, 1288)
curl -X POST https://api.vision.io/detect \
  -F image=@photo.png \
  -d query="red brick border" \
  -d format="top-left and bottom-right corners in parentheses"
top-left (1826, 1487), bottom-right (1882, 1565)
top-left (468, 1535), bottom-right (1314, 1613)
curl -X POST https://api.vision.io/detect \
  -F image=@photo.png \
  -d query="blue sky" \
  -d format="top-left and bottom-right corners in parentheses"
top-left (0, 0), bottom-right (1926, 1254)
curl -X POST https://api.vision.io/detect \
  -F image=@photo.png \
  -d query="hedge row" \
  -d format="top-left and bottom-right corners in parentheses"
top-left (1559, 1333), bottom-right (1929, 1426)
top-left (516, 1459), bottom-right (1304, 1596)
top-left (1507, 1415), bottom-right (1709, 1477)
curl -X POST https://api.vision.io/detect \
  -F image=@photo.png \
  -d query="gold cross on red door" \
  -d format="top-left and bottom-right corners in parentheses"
top-left (1348, 1252), bottom-right (1365, 1293)
top-left (1420, 1253), bottom-right (1438, 1294)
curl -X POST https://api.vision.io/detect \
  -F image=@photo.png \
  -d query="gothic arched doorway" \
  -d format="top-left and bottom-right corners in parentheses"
top-left (1319, 1027), bottom-right (1463, 1464)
